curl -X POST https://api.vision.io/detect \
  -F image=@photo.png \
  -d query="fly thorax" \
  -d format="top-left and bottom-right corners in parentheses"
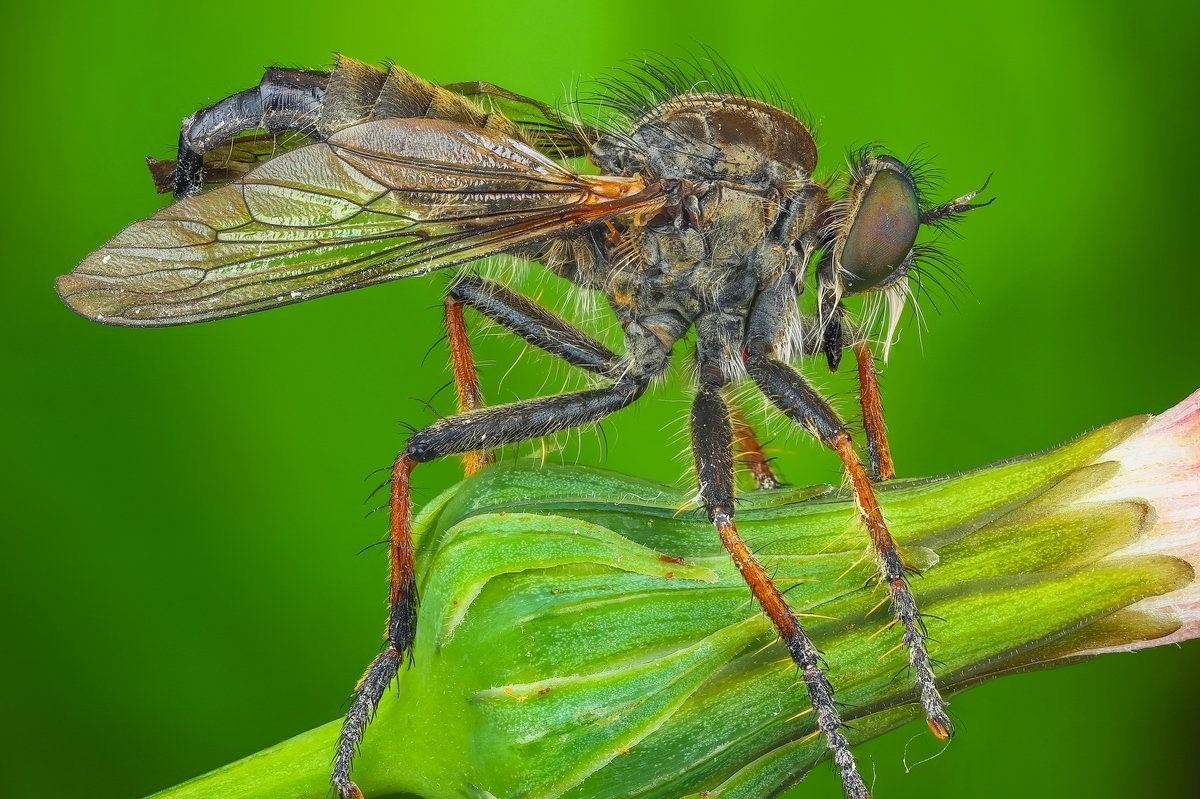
top-left (629, 186), bottom-right (780, 307)
top-left (591, 94), bottom-right (817, 186)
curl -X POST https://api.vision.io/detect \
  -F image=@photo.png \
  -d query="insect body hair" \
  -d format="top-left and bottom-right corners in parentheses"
top-left (573, 48), bottom-right (812, 143)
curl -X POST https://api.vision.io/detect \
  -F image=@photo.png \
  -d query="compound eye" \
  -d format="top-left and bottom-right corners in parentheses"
top-left (840, 166), bottom-right (920, 293)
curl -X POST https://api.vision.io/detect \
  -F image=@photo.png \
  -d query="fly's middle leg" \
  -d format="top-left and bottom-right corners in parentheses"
top-left (691, 372), bottom-right (867, 799)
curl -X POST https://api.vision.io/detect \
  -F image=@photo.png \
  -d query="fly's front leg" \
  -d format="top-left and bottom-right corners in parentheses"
top-left (332, 372), bottom-right (646, 799)
top-left (794, 298), bottom-right (895, 481)
top-left (173, 67), bottom-right (330, 198)
top-left (692, 373), bottom-right (866, 799)
top-left (853, 342), bottom-right (895, 481)
top-left (817, 305), bottom-right (894, 480)
top-left (746, 352), bottom-right (952, 741)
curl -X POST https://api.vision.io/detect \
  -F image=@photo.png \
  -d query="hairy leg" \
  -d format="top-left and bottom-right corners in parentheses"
top-left (442, 274), bottom-right (620, 474)
top-left (853, 342), bottom-right (895, 481)
top-left (747, 354), bottom-right (951, 740)
top-left (447, 275), bottom-right (618, 376)
top-left (809, 290), bottom-right (896, 481)
top-left (727, 399), bottom-right (782, 489)
top-left (442, 295), bottom-right (492, 475)
top-left (331, 377), bottom-right (646, 798)
top-left (692, 377), bottom-right (867, 798)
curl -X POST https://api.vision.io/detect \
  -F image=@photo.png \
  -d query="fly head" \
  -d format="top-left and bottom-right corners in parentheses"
top-left (818, 149), bottom-right (993, 361)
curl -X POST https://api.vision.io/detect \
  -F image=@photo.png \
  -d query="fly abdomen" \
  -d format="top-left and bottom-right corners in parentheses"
top-left (167, 56), bottom-right (530, 198)
top-left (315, 56), bottom-right (516, 139)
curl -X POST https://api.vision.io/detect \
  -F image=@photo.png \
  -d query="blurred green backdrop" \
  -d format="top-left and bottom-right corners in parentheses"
top-left (4, 1), bottom-right (1198, 796)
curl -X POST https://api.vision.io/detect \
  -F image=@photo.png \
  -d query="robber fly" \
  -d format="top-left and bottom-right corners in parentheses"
top-left (56, 55), bottom-right (989, 798)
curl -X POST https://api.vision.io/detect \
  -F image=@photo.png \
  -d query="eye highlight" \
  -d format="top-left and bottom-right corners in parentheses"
top-left (836, 156), bottom-right (920, 294)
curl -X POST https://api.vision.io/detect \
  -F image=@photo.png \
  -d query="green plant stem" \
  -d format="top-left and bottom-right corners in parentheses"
top-left (149, 413), bottom-right (1195, 799)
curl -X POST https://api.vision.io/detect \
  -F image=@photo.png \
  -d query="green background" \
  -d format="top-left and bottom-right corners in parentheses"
top-left (4, 1), bottom-right (1199, 796)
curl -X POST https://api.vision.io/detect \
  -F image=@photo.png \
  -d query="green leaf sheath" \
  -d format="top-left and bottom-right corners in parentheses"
top-left (150, 414), bottom-right (1193, 799)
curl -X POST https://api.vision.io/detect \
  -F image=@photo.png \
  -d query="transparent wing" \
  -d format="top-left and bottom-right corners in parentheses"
top-left (443, 80), bottom-right (598, 159)
top-left (59, 117), bottom-right (664, 326)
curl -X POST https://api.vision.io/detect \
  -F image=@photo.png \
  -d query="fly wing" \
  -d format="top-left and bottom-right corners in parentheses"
top-left (59, 117), bottom-right (664, 326)
top-left (443, 80), bottom-right (598, 159)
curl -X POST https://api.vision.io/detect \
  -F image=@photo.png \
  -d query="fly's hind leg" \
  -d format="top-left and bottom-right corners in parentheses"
top-left (692, 371), bottom-right (867, 798)
top-left (443, 274), bottom-right (621, 475)
top-left (442, 291), bottom-right (492, 476)
top-left (332, 378), bottom-right (646, 799)
top-left (333, 279), bottom-right (639, 798)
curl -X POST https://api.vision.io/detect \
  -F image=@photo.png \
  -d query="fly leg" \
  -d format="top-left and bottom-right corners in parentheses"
top-left (728, 400), bottom-right (783, 489)
top-left (696, 303), bottom-right (863, 794)
top-left (448, 275), bottom-right (618, 376)
top-left (853, 342), bottom-right (895, 481)
top-left (819, 296), bottom-right (895, 481)
top-left (171, 67), bottom-right (330, 198)
top-left (841, 174), bottom-right (993, 480)
top-left (692, 372), bottom-right (867, 799)
top-left (442, 293), bottom-right (491, 476)
top-left (443, 274), bottom-right (621, 475)
top-left (746, 352), bottom-right (952, 742)
top-left (332, 373), bottom-right (647, 798)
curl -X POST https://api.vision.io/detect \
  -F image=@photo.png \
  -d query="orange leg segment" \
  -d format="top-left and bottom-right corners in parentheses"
top-left (692, 381), bottom-right (867, 798)
top-left (832, 429), bottom-right (950, 739)
top-left (748, 353), bottom-right (951, 741)
top-left (729, 402), bottom-right (782, 489)
top-left (444, 296), bottom-right (494, 476)
top-left (854, 342), bottom-right (895, 481)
